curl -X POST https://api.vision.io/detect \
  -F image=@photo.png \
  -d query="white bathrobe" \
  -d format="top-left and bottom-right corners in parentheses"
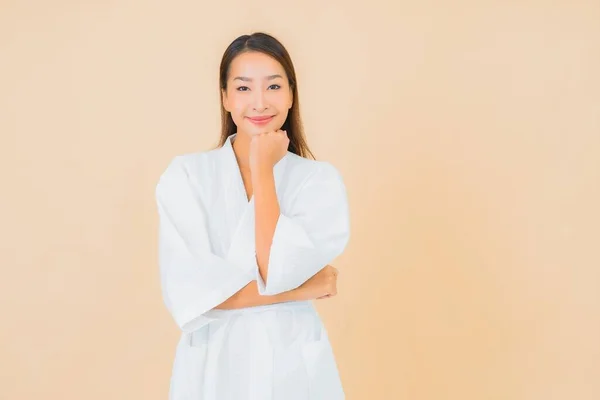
top-left (155, 133), bottom-right (350, 399)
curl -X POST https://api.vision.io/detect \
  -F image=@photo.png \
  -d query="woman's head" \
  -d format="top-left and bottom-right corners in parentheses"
top-left (218, 32), bottom-right (314, 159)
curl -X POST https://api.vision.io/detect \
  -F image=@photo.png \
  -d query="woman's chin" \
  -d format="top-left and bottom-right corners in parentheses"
top-left (247, 124), bottom-right (273, 135)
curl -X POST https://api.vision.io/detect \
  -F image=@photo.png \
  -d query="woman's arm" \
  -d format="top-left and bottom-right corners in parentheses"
top-left (215, 263), bottom-right (339, 309)
top-left (157, 156), bottom-right (258, 332)
top-left (253, 166), bottom-right (280, 286)
top-left (253, 162), bottom-right (350, 296)
top-left (214, 280), bottom-right (301, 309)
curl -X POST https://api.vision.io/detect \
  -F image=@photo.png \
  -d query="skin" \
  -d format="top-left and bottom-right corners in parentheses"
top-left (215, 51), bottom-right (339, 310)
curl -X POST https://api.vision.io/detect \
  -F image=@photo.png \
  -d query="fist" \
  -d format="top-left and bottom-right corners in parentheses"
top-left (297, 265), bottom-right (339, 301)
top-left (249, 130), bottom-right (289, 171)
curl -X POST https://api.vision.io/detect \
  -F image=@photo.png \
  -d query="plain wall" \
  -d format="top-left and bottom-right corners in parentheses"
top-left (1, 1), bottom-right (599, 399)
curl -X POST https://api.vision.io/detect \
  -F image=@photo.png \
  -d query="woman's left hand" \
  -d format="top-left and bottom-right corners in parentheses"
top-left (249, 130), bottom-right (289, 172)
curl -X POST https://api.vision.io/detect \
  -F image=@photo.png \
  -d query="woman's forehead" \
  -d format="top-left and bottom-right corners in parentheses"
top-left (229, 52), bottom-right (285, 79)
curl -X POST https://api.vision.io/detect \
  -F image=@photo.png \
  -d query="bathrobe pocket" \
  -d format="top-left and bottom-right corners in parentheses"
top-left (301, 327), bottom-right (345, 399)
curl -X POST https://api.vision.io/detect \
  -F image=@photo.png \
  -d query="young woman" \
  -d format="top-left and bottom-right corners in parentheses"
top-left (155, 32), bottom-right (350, 399)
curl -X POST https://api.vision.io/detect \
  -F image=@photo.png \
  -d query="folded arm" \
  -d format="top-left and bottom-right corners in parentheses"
top-left (156, 156), bottom-right (257, 331)
top-left (254, 162), bottom-right (351, 296)
top-left (214, 280), bottom-right (303, 309)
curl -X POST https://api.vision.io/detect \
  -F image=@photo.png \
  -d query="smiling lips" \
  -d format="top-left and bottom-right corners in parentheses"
top-left (247, 115), bottom-right (274, 125)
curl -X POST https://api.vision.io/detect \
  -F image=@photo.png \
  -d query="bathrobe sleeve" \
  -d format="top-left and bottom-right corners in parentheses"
top-left (256, 161), bottom-right (350, 296)
top-left (155, 156), bottom-right (254, 333)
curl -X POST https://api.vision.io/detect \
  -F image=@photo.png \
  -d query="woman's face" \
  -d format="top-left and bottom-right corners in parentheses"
top-left (222, 51), bottom-right (293, 136)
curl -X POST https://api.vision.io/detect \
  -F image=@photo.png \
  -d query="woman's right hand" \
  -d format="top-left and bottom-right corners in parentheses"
top-left (295, 265), bottom-right (339, 301)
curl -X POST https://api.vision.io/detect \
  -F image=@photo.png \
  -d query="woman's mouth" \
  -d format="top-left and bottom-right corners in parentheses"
top-left (247, 116), bottom-right (274, 125)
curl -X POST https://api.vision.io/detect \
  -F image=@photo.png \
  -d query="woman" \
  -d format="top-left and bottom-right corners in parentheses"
top-left (155, 32), bottom-right (350, 399)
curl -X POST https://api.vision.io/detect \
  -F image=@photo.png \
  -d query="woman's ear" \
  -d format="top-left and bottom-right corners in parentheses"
top-left (221, 89), bottom-right (229, 111)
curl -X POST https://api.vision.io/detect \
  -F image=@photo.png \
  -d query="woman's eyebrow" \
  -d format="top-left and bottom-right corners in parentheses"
top-left (233, 74), bottom-right (283, 82)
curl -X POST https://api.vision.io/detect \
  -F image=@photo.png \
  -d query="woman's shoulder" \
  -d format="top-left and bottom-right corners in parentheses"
top-left (172, 147), bottom-right (219, 166)
top-left (285, 152), bottom-right (344, 186)
top-left (156, 148), bottom-right (219, 186)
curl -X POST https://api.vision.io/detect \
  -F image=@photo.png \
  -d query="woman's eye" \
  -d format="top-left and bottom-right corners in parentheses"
top-left (236, 84), bottom-right (280, 92)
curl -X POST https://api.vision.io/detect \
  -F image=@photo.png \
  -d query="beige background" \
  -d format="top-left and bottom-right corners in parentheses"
top-left (1, 1), bottom-right (599, 399)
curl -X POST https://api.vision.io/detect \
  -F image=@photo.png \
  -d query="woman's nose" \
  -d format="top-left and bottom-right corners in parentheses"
top-left (252, 90), bottom-right (267, 111)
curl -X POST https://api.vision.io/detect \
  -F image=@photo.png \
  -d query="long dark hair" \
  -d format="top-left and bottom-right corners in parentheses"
top-left (217, 32), bottom-right (315, 160)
